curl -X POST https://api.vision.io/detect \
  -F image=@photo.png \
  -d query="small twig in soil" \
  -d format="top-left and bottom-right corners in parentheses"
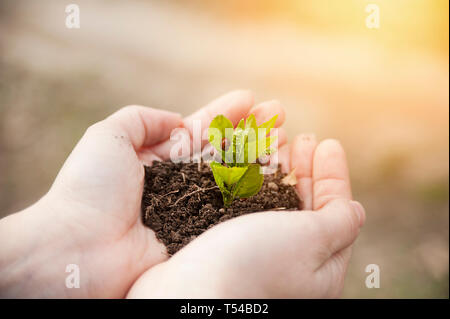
top-left (170, 185), bottom-right (219, 207)
top-left (161, 189), bottom-right (180, 198)
top-left (181, 172), bottom-right (186, 183)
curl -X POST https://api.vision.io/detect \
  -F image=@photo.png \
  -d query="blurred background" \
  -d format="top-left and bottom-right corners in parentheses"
top-left (0, 0), bottom-right (448, 298)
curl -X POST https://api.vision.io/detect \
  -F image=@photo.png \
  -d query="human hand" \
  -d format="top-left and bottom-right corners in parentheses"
top-left (0, 90), bottom-right (285, 298)
top-left (0, 104), bottom-right (182, 297)
top-left (128, 131), bottom-right (366, 298)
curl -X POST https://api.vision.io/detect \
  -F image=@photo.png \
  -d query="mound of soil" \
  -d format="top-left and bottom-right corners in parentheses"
top-left (141, 161), bottom-right (301, 255)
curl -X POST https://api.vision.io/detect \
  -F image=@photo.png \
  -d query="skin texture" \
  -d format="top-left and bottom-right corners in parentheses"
top-left (0, 90), bottom-right (365, 298)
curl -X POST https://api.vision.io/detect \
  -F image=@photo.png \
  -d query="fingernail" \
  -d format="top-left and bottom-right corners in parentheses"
top-left (350, 200), bottom-right (366, 227)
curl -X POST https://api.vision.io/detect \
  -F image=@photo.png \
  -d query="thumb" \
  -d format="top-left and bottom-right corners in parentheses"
top-left (102, 105), bottom-right (183, 149)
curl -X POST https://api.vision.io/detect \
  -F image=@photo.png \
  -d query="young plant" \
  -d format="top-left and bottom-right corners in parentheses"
top-left (208, 114), bottom-right (278, 206)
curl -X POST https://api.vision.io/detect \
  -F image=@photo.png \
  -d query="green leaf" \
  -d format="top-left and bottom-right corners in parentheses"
top-left (208, 113), bottom-right (279, 207)
top-left (245, 114), bottom-right (258, 142)
top-left (233, 164), bottom-right (264, 198)
top-left (236, 118), bottom-right (245, 130)
top-left (244, 135), bottom-right (278, 162)
top-left (245, 114), bottom-right (257, 130)
top-left (210, 161), bottom-right (249, 206)
top-left (210, 161), bottom-right (232, 205)
top-left (210, 161), bottom-right (227, 191)
top-left (256, 135), bottom-right (277, 158)
top-left (208, 115), bottom-right (234, 155)
top-left (264, 147), bottom-right (277, 155)
top-left (233, 119), bottom-right (247, 164)
top-left (233, 127), bottom-right (248, 165)
top-left (258, 115), bottom-right (278, 136)
top-left (210, 162), bottom-right (248, 186)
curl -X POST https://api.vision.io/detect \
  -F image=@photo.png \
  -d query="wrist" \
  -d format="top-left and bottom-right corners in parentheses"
top-left (0, 197), bottom-right (80, 297)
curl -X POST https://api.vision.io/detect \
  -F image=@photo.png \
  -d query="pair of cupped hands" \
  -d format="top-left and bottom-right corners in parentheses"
top-left (0, 90), bottom-right (365, 298)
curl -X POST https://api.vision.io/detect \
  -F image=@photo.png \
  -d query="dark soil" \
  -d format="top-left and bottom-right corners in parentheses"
top-left (141, 160), bottom-right (301, 255)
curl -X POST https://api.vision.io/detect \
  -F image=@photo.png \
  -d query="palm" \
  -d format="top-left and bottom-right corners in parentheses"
top-left (128, 97), bottom-right (361, 298)
top-left (46, 107), bottom-right (180, 297)
top-left (46, 90), bottom-right (281, 298)
top-left (164, 138), bottom-right (354, 298)
top-left (1, 91), bottom-right (361, 298)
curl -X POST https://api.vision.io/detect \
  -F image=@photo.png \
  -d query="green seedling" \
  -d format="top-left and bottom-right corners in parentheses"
top-left (208, 114), bottom-right (278, 207)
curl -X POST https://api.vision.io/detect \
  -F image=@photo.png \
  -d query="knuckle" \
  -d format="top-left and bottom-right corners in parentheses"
top-left (328, 198), bottom-right (359, 234)
top-left (343, 203), bottom-right (360, 238)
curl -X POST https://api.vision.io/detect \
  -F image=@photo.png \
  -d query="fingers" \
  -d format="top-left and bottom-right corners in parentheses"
top-left (313, 199), bottom-right (365, 255)
top-left (248, 99), bottom-right (285, 127)
top-left (137, 149), bottom-right (163, 166)
top-left (308, 140), bottom-right (359, 282)
top-left (103, 105), bottom-right (183, 150)
top-left (272, 144), bottom-right (290, 173)
top-left (149, 90), bottom-right (255, 159)
top-left (271, 127), bottom-right (287, 147)
top-left (251, 100), bottom-right (287, 166)
top-left (149, 91), bottom-right (288, 160)
top-left (290, 134), bottom-right (317, 210)
top-left (311, 198), bottom-right (365, 288)
top-left (312, 139), bottom-right (352, 210)
top-left (184, 89), bottom-right (255, 133)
